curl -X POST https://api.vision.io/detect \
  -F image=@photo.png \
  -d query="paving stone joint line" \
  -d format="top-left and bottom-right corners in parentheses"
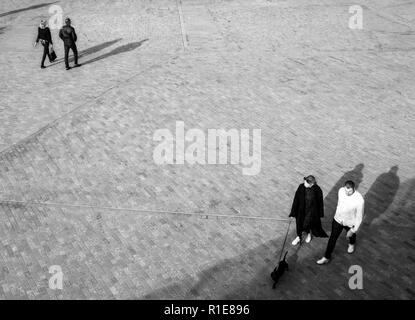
top-left (0, 199), bottom-right (291, 222)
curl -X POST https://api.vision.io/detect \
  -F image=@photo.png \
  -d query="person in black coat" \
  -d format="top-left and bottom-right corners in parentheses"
top-left (59, 17), bottom-right (81, 70)
top-left (289, 175), bottom-right (328, 245)
top-left (34, 20), bottom-right (55, 68)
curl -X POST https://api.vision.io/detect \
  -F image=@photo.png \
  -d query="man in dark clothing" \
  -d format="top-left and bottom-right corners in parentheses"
top-left (59, 17), bottom-right (81, 70)
top-left (289, 175), bottom-right (328, 245)
top-left (34, 20), bottom-right (55, 68)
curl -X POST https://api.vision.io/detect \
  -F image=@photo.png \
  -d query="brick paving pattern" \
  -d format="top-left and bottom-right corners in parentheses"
top-left (0, 0), bottom-right (414, 299)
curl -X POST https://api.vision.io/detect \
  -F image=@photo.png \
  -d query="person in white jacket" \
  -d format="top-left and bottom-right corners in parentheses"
top-left (317, 180), bottom-right (364, 265)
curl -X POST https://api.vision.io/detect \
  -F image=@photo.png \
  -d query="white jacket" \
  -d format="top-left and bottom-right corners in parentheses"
top-left (334, 187), bottom-right (364, 233)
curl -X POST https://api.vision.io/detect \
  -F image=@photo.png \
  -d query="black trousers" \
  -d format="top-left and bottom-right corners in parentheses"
top-left (324, 219), bottom-right (356, 259)
top-left (41, 42), bottom-right (51, 66)
top-left (64, 43), bottom-right (78, 68)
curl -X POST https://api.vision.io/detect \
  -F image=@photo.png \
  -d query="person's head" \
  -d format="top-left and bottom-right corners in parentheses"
top-left (304, 175), bottom-right (316, 188)
top-left (390, 165), bottom-right (399, 174)
top-left (65, 17), bottom-right (71, 26)
top-left (344, 180), bottom-right (355, 196)
top-left (39, 19), bottom-right (47, 29)
top-left (355, 163), bottom-right (364, 171)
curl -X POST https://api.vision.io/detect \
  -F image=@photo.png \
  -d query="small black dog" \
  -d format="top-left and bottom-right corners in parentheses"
top-left (271, 251), bottom-right (289, 289)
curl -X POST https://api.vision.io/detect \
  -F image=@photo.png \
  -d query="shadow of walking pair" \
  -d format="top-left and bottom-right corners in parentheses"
top-left (50, 38), bottom-right (148, 67)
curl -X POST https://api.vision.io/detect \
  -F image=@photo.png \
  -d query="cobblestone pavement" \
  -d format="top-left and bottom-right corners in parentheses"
top-left (0, 0), bottom-right (414, 299)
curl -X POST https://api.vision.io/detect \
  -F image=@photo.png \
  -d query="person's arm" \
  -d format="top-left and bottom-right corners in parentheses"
top-left (59, 28), bottom-right (64, 40)
top-left (289, 186), bottom-right (300, 217)
top-left (47, 28), bottom-right (53, 44)
top-left (72, 27), bottom-right (77, 42)
top-left (336, 187), bottom-right (343, 208)
top-left (34, 27), bottom-right (40, 46)
top-left (351, 198), bottom-right (364, 233)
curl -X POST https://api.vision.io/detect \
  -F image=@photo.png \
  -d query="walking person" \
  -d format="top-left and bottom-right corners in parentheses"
top-left (317, 180), bottom-right (364, 265)
top-left (34, 20), bottom-right (56, 69)
top-left (289, 175), bottom-right (328, 245)
top-left (59, 17), bottom-right (81, 70)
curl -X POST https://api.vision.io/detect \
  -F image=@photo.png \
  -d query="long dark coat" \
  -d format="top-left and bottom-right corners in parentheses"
top-left (289, 184), bottom-right (328, 237)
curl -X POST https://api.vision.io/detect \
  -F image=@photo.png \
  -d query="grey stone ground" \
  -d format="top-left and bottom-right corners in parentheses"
top-left (0, 0), bottom-right (414, 299)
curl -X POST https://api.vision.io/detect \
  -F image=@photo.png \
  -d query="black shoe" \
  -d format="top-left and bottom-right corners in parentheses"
top-left (66, 66), bottom-right (71, 70)
top-left (41, 65), bottom-right (46, 69)
top-left (74, 63), bottom-right (82, 67)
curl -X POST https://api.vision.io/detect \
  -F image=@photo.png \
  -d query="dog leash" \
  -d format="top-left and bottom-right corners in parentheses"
top-left (278, 218), bottom-right (292, 261)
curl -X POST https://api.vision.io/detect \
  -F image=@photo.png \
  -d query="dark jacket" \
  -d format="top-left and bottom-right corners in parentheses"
top-left (289, 184), bottom-right (328, 237)
top-left (36, 27), bottom-right (53, 44)
top-left (59, 25), bottom-right (77, 45)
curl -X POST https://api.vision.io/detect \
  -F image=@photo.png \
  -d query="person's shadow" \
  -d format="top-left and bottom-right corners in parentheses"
top-left (363, 166), bottom-right (400, 228)
top-left (52, 38), bottom-right (123, 65)
top-left (0, 2), bottom-right (58, 18)
top-left (390, 177), bottom-right (415, 223)
top-left (81, 39), bottom-right (148, 66)
top-left (323, 163), bottom-right (365, 225)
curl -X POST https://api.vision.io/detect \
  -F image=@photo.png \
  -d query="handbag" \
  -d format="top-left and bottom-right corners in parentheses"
top-left (49, 48), bottom-right (57, 62)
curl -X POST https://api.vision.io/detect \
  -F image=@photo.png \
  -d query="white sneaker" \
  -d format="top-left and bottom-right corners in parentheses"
top-left (348, 244), bottom-right (355, 254)
top-left (316, 257), bottom-right (330, 265)
top-left (305, 233), bottom-right (312, 243)
top-left (291, 236), bottom-right (301, 246)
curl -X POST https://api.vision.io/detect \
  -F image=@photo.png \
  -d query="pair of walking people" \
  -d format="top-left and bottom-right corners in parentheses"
top-left (34, 18), bottom-right (80, 70)
top-left (289, 175), bottom-right (364, 264)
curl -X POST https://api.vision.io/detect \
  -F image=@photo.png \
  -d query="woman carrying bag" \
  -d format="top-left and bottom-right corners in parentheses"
top-left (34, 20), bottom-right (57, 69)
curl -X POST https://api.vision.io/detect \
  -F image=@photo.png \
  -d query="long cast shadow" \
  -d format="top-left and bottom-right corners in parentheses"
top-left (358, 176), bottom-right (415, 298)
top-left (52, 38), bottom-right (123, 64)
top-left (0, 2), bottom-right (58, 18)
top-left (81, 39), bottom-right (148, 66)
top-left (363, 165), bottom-right (400, 228)
top-left (369, 176), bottom-right (415, 229)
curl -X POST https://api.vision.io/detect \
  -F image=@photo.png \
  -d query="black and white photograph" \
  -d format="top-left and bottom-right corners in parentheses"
top-left (0, 0), bottom-right (414, 305)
